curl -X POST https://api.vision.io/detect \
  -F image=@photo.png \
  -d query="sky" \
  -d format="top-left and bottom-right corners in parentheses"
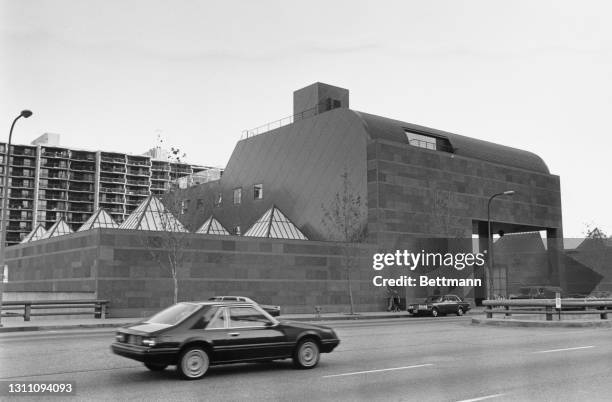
top-left (1, 0), bottom-right (610, 237)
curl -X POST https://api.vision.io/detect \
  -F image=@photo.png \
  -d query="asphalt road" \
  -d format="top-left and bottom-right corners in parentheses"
top-left (1, 316), bottom-right (611, 401)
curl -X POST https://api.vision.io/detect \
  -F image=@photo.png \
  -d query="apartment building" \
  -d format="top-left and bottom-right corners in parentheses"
top-left (0, 135), bottom-right (217, 245)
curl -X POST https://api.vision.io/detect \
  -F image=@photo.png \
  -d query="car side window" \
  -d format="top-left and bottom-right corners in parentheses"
top-left (229, 307), bottom-right (271, 328)
top-left (192, 307), bottom-right (219, 330)
top-left (206, 308), bottom-right (227, 329)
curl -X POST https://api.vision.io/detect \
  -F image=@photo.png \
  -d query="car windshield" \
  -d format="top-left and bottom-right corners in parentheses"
top-left (425, 296), bottom-right (442, 303)
top-left (145, 303), bottom-right (200, 325)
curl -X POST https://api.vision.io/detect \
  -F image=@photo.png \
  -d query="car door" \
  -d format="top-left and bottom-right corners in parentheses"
top-left (440, 296), bottom-right (454, 314)
top-left (224, 306), bottom-right (288, 361)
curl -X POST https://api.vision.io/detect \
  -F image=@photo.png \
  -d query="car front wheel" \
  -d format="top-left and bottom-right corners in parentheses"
top-left (457, 307), bottom-right (464, 316)
top-left (178, 346), bottom-right (210, 380)
top-left (293, 339), bottom-right (320, 369)
top-left (144, 363), bottom-right (168, 371)
top-left (431, 308), bottom-right (439, 317)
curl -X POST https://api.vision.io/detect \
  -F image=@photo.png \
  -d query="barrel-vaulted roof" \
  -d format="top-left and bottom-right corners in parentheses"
top-left (353, 111), bottom-right (550, 174)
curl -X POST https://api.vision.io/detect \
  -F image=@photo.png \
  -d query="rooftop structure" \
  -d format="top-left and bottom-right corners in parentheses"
top-left (196, 216), bottom-right (230, 235)
top-left (119, 195), bottom-right (187, 232)
top-left (77, 208), bottom-right (118, 231)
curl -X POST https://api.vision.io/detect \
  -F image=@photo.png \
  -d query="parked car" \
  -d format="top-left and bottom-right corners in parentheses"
top-left (208, 296), bottom-right (281, 317)
top-left (111, 301), bottom-right (339, 380)
top-left (407, 294), bottom-right (470, 317)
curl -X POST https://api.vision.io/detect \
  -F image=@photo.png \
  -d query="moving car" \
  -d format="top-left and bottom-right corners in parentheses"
top-left (111, 301), bottom-right (339, 380)
top-left (407, 294), bottom-right (470, 317)
top-left (208, 296), bottom-right (281, 317)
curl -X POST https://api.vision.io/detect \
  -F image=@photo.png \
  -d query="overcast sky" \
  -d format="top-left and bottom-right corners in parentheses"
top-left (1, 0), bottom-right (610, 237)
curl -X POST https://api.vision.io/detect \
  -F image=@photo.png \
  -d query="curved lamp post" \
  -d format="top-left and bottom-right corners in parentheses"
top-left (0, 110), bottom-right (33, 327)
top-left (486, 190), bottom-right (515, 300)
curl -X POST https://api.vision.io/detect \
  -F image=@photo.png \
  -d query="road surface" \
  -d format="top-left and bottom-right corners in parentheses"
top-left (1, 316), bottom-right (611, 401)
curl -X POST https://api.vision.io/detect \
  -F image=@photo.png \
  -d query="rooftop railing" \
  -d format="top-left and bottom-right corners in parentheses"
top-left (241, 104), bottom-right (322, 139)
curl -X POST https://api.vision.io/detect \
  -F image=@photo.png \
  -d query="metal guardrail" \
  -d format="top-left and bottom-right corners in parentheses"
top-left (483, 299), bottom-right (612, 321)
top-left (1, 299), bottom-right (109, 321)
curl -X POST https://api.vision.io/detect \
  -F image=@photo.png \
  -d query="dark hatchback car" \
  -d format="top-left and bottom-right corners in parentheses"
top-left (408, 294), bottom-right (471, 317)
top-left (111, 301), bottom-right (339, 380)
top-left (208, 296), bottom-right (281, 317)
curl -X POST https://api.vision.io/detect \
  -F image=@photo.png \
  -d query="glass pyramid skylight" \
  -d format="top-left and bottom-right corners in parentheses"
top-left (21, 223), bottom-right (47, 243)
top-left (244, 205), bottom-right (308, 240)
top-left (78, 208), bottom-right (119, 231)
top-left (119, 195), bottom-right (188, 232)
top-left (40, 218), bottom-right (73, 239)
top-left (196, 216), bottom-right (230, 235)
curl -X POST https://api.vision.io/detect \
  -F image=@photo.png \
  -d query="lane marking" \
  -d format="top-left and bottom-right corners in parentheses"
top-left (532, 345), bottom-right (594, 354)
top-left (322, 363), bottom-right (433, 378)
top-left (456, 393), bottom-right (506, 402)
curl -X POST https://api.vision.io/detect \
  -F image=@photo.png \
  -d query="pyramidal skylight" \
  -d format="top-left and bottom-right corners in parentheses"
top-left (40, 218), bottom-right (73, 239)
top-left (119, 195), bottom-right (188, 232)
top-left (21, 223), bottom-right (47, 243)
top-left (196, 216), bottom-right (230, 235)
top-left (78, 208), bottom-right (118, 231)
top-left (244, 205), bottom-right (307, 240)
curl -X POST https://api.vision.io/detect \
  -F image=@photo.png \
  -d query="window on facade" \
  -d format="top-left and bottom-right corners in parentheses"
top-left (253, 184), bottom-right (263, 200)
top-left (405, 130), bottom-right (454, 153)
top-left (233, 188), bottom-right (242, 205)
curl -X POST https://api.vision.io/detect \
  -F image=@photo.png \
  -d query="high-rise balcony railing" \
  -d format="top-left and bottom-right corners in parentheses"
top-left (100, 156), bottom-right (126, 164)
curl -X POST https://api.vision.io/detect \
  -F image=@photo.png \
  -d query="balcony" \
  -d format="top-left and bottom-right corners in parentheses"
top-left (101, 166), bottom-right (126, 174)
top-left (8, 191), bottom-right (34, 199)
top-left (125, 189), bottom-right (148, 196)
top-left (68, 204), bottom-right (93, 213)
top-left (9, 182), bottom-right (34, 189)
top-left (151, 164), bottom-right (170, 172)
top-left (99, 196), bottom-right (124, 204)
top-left (70, 164), bottom-right (95, 172)
top-left (70, 152), bottom-right (96, 162)
top-left (125, 199), bottom-right (142, 206)
top-left (68, 194), bottom-right (94, 202)
top-left (42, 193), bottom-right (68, 201)
top-left (41, 162), bottom-right (68, 170)
top-left (41, 182), bottom-right (68, 190)
top-left (40, 172), bottom-right (68, 179)
top-left (7, 224), bottom-right (32, 232)
top-left (100, 187), bottom-right (124, 194)
top-left (126, 169), bottom-right (150, 177)
top-left (99, 205), bottom-right (124, 213)
top-left (8, 204), bottom-right (33, 211)
top-left (68, 184), bottom-right (93, 192)
top-left (42, 151), bottom-right (69, 159)
top-left (126, 179), bottom-right (149, 186)
top-left (127, 159), bottom-right (151, 167)
top-left (99, 176), bottom-right (125, 184)
top-left (10, 148), bottom-right (36, 157)
top-left (100, 156), bottom-right (126, 164)
top-left (10, 160), bottom-right (35, 168)
top-left (69, 173), bottom-right (94, 182)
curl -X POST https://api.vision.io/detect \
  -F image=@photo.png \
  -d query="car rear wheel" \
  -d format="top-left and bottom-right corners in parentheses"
top-left (144, 363), bottom-right (168, 371)
top-left (431, 308), bottom-right (439, 317)
top-left (457, 307), bottom-right (464, 316)
top-left (178, 346), bottom-right (210, 380)
top-left (293, 339), bottom-right (320, 369)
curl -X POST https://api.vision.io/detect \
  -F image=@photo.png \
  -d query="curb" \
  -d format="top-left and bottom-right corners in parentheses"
top-left (0, 313), bottom-right (418, 333)
top-left (471, 317), bottom-right (612, 328)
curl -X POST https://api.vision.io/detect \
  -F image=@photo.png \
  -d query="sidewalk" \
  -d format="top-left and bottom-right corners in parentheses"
top-left (0, 309), bottom-right (484, 333)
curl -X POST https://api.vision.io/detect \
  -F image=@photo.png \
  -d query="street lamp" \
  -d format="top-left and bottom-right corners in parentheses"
top-left (486, 190), bottom-right (515, 300)
top-left (0, 110), bottom-right (33, 327)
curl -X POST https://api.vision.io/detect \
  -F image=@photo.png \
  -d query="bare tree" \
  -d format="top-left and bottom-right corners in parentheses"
top-left (584, 223), bottom-right (608, 239)
top-left (321, 169), bottom-right (367, 315)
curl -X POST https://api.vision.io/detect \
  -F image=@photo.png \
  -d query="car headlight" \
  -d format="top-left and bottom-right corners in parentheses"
top-left (142, 337), bottom-right (157, 347)
top-left (115, 333), bottom-right (125, 342)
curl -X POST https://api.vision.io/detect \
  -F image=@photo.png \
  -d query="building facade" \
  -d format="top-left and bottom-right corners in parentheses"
top-left (0, 136), bottom-right (217, 245)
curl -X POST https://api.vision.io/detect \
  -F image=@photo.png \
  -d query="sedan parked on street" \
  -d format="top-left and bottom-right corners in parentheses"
top-left (408, 294), bottom-right (471, 317)
top-left (111, 301), bottom-right (339, 380)
top-left (208, 296), bottom-right (281, 317)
